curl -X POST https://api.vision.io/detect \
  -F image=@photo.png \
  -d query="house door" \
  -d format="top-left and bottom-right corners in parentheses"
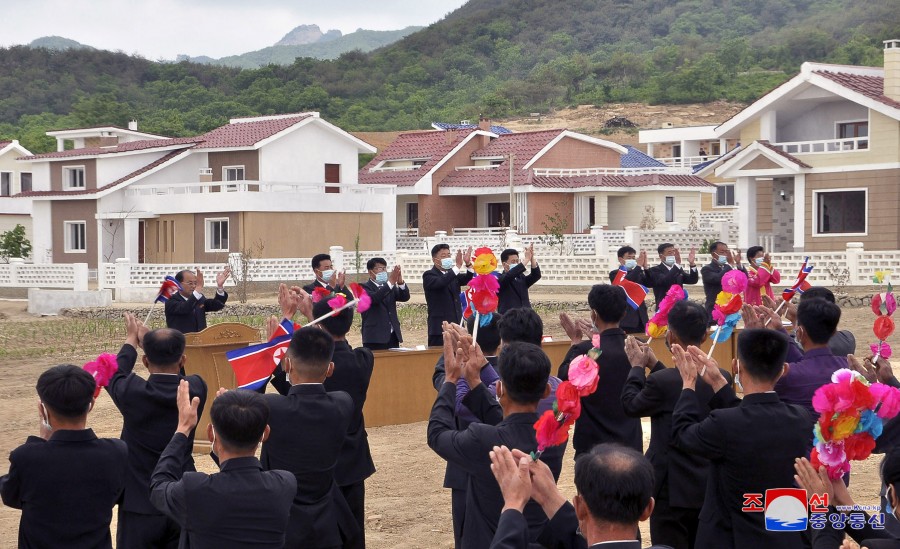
top-left (138, 221), bottom-right (145, 263)
top-left (324, 163), bottom-right (340, 194)
top-left (770, 177), bottom-right (795, 252)
top-left (487, 203), bottom-right (510, 228)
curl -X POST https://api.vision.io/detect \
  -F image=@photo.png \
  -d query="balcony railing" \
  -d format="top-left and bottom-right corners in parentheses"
top-left (774, 137), bottom-right (869, 155)
top-left (532, 166), bottom-right (692, 177)
top-left (455, 165), bottom-right (499, 171)
top-left (368, 165), bottom-right (419, 173)
top-left (125, 180), bottom-right (395, 196)
top-left (656, 155), bottom-right (717, 167)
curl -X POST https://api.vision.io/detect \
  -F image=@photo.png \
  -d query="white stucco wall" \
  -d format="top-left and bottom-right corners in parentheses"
top-left (777, 101), bottom-right (868, 142)
top-left (258, 122), bottom-right (362, 184)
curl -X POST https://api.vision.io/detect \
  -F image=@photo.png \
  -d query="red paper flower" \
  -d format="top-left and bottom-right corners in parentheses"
top-left (83, 353), bottom-right (118, 398)
top-left (844, 432), bottom-right (876, 461)
top-left (474, 246), bottom-right (493, 257)
top-left (875, 316), bottom-right (896, 341)
top-left (311, 287), bottom-right (331, 303)
top-left (534, 410), bottom-right (575, 452)
top-left (718, 294), bottom-right (743, 316)
top-left (471, 289), bottom-right (499, 315)
top-left (555, 381), bottom-right (581, 416)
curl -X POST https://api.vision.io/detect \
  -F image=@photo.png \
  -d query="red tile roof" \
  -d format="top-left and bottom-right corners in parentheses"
top-left (19, 137), bottom-right (203, 160)
top-left (471, 129), bottom-right (564, 162)
top-left (358, 129), bottom-right (477, 186)
top-left (194, 114), bottom-right (313, 149)
top-left (814, 70), bottom-right (900, 111)
top-left (440, 172), bottom-right (714, 189)
top-left (17, 149), bottom-right (190, 198)
top-left (0, 140), bottom-right (11, 148)
top-left (756, 140), bottom-right (812, 169)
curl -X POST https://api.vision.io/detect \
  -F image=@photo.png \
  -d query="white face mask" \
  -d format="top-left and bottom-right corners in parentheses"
top-left (319, 269), bottom-right (335, 281)
top-left (664, 256), bottom-right (676, 266)
top-left (440, 257), bottom-right (454, 270)
top-left (624, 259), bottom-right (638, 270)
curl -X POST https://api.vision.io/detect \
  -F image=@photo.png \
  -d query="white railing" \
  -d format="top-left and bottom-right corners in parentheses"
top-left (125, 180), bottom-right (395, 196)
top-left (774, 137), bottom-right (869, 155)
top-left (532, 166), bottom-right (692, 177)
top-left (452, 227), bottom-right (507, 237)
top-left (455, 165), bottom-right (498, 171)
top-left (657, 155), bottom-right (717, 167)
top-left (0, 262), bottom-right (88, 291)
top-left (396, 228), bottom-right (419, 237)
top-left (368, 166), bottom-right (418, 173)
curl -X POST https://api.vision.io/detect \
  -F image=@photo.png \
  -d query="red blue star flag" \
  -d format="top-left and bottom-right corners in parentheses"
top-left (612, 266), bottom-right (649, 310)
top-left (226, 319), bottom-right (295, 390)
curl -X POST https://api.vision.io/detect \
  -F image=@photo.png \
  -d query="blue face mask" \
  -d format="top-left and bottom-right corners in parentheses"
top-left (320, 269), bottom-right (335, 281)
top-left (716, 255), bottom-right (728, 265)
top-left (755, 257), bottom-right (765, 266)
top-left (440, 257), bottom-right (454, 270)
top-left (375, 271), bottom-right (388, 284)
top-left (664, 256), bottom-right (676, 266)
top-left (624, 259), bottom-right (638, 270)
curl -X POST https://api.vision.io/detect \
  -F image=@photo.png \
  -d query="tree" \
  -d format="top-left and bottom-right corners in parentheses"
top-left (0, 224), bottom-right (32, 261)
top-left (540, 200), bottom-right (571, 255)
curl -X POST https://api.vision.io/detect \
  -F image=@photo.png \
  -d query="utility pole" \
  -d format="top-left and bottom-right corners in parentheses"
top-left (508, 154), bottom-right (515, 231)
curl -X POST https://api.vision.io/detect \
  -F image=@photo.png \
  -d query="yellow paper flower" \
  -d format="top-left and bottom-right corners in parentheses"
top-left (646, 322), bottom-right (667, 339)
top-left (831, 414), bottom-right (860, 441)
top-left (715, 292), bottom-right (734, 306)
top-left (473, 254), bottom-right (497, 275)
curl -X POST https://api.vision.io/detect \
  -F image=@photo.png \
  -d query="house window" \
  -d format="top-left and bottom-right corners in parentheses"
top-left (64, 221), bottom-right (87, 253)
top-left (20, 172), bottom-right (32, 193)
top-left (223, 166), bottom-right (245, 181)
top-left (715, 184), bottom-right (735, 207)
top-left (205, 218), bottom-right (229, 252)
top-left (324, 163), bottom-right (340, 194)
top-left (665, 196), bottom-right (674, 222)
top-left (64, 167), bottom-right (85, 189)
top-left (710, 143), bottom-right (721, 155)
top-left (837, 121), bottom-right (868, 150)
top-left (588, 197), bottom-right (596, 227)
top-left (0, 172), bottom-right (10, 196)
top-left (407, 203), bottom-right (419, 229)
top-left (815, 189), bottom-right (866, 235)
top-left (487, 203), bottom-right (510, 227)
top-left (672, 144), bottom-right (682, 158)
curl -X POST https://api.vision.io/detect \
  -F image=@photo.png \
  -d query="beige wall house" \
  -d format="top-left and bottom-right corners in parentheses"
top-left (16, 114), bottom-right (390, 268)
top-left (0, 140), bottom-right (34, 246)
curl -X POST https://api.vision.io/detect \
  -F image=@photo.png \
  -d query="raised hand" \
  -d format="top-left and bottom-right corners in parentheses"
top-left (265, 315), bottom-right (281, 341)
top-left (687, 247), bottom-right (696, 266)
top-left (455, 249), bottom-right (464, 269)
top-left (874, 356), bottom-right (897, 385)
top-left (176, 380), bottom-right (200, 436)
top-left (292, 287), bottom-right (313, 322)
top-left (793, 457), bottom-right (834, 504)
top-left (335, 271), bottom-right (345, 288)
top-left (443, 327), bottom-right (463, 383)
top-left (761, 294), bottom-right (778, 311)
top-left (674, 248), bottom-right (682, 265)
top-left (741, 304), bottom-right (763, 329)
top-left (125, 312), bottom-right (141, 347)
top-left (524, 244), bottom-right (534, 266)
top-left (510, 448), bottom-right (568, 519)
top-left (396, 265), bottom-right (404, 285)
top-left (763, 252), bottom-right (771, 265)
top-left (216, 266), bottom-right (231, 289)
top-left (195, 268), bottom-right (204, 290)
top-left (278, 283), bottom-right (297, 320)
top-left (672, 344), bottom-right (697, 389)
top-left (754, 305), bottom-right (781, 329)
top-left (463, 341), bottom-right (485, 388)
top-left (490, 445), bottom-right (533, 513)
top-left (464, 246), bottom-right (474, 267)
top-left (847, 354), bottom-right (876, 383)
top-left (559, 313), bottom-right (583, 343)
top-left (687, 346), bottom-right (728, 391)
top-left (639, 250), bottom-right (649, 268)
top-left (389, 265), bottom-right (400, 285)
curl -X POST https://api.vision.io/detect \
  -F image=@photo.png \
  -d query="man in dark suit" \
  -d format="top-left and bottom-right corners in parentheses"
top-left (423, 243), bottom-right (474, 347)
top-left (620, 300), bottom-right (736, 549)
top-left (645, 242), bottom-right (698, 309)
top-left (428, 337), bottom-right (565, 548)
top-left (700, 241), bottom-right (746, 322)
top-left (361, 257), bottom-right (410, 350)
top-left (488, 444), bottom-right (667, 549)
top-left (671, 329), bottom-right (811, 549)
top-left (783, 286), bottom-right (857, 356)
top-left (150, 382), bottom-right (296, 548)
top-left (609, 246), bottom-right (650, 334)
top-left (559, 285), bottom-right (642, 456)
top-left (262, 326), bottom-right (358, 549)
top-left (497, 244), bottom-right (541, 313)
top-left (165, 267), bottom-right (230, 333)
top-left (107, 314), bottom-right (208, 549)
top-left (310, 299), bottom-right (376, 549)
top-left (0, 365), bottom-right (128, 549)
top-left (303, 253), bottom-right (351, 296)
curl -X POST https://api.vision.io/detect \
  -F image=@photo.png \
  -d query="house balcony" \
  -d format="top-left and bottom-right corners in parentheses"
top-left (656, 155), bottom-right (717, 168)
top-left (532, 166), bottom-right (692, 177)
top-left (773, 136), bottom-right (869, 155)
top-left (368, 166), bottom-right (419, 173)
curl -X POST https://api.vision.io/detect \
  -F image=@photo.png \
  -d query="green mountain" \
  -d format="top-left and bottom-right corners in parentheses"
top-left (28, 36), bottom-right (93, 51)
top-left (186, 26), bottom-right (424, 68)
top-left (0, 0), bottom-right (897, 153)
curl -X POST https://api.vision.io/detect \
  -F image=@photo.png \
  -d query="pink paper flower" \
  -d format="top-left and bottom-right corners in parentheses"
top-left (591, 333), bottom-right (600, 348)
top-left (721, 270), bottom-right (748, 295)
top-left (568, 355), bottom-right (599, 396)
top-left (871, 382), bottom-right (900, 419)
top-left (327, 294), bottom-right (347, 310)
top-left (815, 441), bottom-right (847, 467)
top-left (469, 274), bottom-right (499, 293)
top-left (348, 283), bottom-right (371, 313)
top-left (83, 353), bottom-right (118, 398)
top-left (871, 342), bottom-right (893, 359)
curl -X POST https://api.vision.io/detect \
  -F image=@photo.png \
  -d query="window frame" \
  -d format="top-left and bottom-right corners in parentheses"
top-left (714, 184), bottom-right (735, 208)
top-left (812, 188), bottom-right (867, 237)
top-left (205, 217), bottom-right (230, 252)
top-left (0, 172), bottom-right (11, 197)
top-left (63, 220), bottom-right (87, 253)
top-left (665, 196), bottom-right (674, 222)
top-left (63, 166), bottom-right (86, 190)
top-left (19, 172), bottom-right (32, 193)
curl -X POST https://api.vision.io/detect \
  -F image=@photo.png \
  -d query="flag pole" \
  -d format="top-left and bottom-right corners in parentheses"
top-left (472, 312), bottom-right (481, 342)
top-left (762, 300), bottom-right (786, 328)
top-left (707, 324), bottom-right (723, 359)
top-left (144, 301), bottom-right (157, 325)
top-left (304, 298), bottom-right (359, 328)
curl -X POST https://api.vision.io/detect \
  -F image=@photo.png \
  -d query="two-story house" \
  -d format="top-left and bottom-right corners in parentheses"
top-left (359, 121), bottom-right (715, 235)
top-left (0, 139), bottom-right (34, 240)
top-left (16, 113), bottom-right (388, 268)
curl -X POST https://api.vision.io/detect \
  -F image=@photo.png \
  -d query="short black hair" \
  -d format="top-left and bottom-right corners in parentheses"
top-left (800, 287), bottom-right (836, 303)
top-left (746, 246), bottom-right (764, 260)
top-left (617, 246), bottom-right (636, 258)
top-left (575, 443), bottom-right (654, 525)
top-left (431, 243), bottom-right (450, 257)
top-left (174, 269), bottom-right (192, 283)
top-left (588, 284), bottom-right (627, 324)
top-left (496, 342), bottom-right (550, 404)
top-left (286, 327), bottom-right (335, 376)
top-left (311, 253), bottom-right (331, 271)
top-left (797, 298), bottom-right (840, 344)
top-left (500, 249), bottom-right (519, 263)
top-left (710, 241), bottom-right (727, 254)
top-left (467, 314), bottom-right (501, 355)
top-left (497, 308), bottom-right (543, 346)
top-left (667, 301), bottom-right (709, 346)
top-left (366, 257), bottom-right (387, 271)
top-left (210, 390), bottom-right (269, 452)
top-left (36, 365), bottom-right (95, 419)
top-left (142, 329), bottom-right (186, 369)
top-left (737, 329), bottom-right (790, 382)
top-left (657, 243), bottom-right (674, 256)
top-left (312, 299), bottom-right (354, 338)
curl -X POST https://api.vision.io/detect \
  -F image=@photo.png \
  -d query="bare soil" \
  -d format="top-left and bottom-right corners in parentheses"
top-left (0, 288), bottom-right (887, 547)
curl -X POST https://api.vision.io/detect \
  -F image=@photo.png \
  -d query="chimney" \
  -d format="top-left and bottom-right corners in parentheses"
top-left (478, 116), bottom-right (491, 132)
top-left (445, 129), bottom-right (457, 146)
top-left (128, 119), bottom-right (138, 131)
top-left (885, 40), bottom-right (900, 101)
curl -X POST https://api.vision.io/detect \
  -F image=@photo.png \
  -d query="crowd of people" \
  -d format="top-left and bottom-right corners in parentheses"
top-left (1, 242), bottom-right (898, 549)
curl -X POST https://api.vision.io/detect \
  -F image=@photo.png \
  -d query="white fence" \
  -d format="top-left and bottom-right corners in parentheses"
top-left (0, 261), bottom-right (88, 291)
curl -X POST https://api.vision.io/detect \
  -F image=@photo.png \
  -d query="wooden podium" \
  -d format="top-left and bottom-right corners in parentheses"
top-left (182, 322), bottom-right (261, 452)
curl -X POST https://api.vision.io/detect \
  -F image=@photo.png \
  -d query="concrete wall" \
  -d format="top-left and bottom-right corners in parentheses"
top-left (51, 200), bottom-right (98, 267)
top-left (95, 151), bottom-right (171, 187)
top-left (208, 150), bottom-right (259, 181)
top-left (242, 211), bottom-right (383, 258)
top-left (530, 136), bottom-right (620, 169)
top-left (28, 288), bottom-right (112, 315)
top-left (528, 193), bottom-right (574, 234)
top-left (258, 121), bottom-right (363, 184)
top-left (777, 101), bottom-right (868, 142)
top-left (601, 191), bottom-right (704, 230)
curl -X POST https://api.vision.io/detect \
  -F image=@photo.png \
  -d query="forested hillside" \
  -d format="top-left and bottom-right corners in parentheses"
top-left (0, 0), bottom-right (897, 153)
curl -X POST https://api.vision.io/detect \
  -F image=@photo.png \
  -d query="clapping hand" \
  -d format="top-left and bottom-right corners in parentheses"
top-left (291, 286), bottom-right (313, 322)
top-left (335, 271), bottom-right (346, 289)
top-left (674, 248), bottom-right (682, 265)
top-left (687, 346), bottom-right (728, 391)
top-left (625, 336), bottom-right (655, 369)
top-left (443, 325), bottom-right (464, 383)
top-left (195, 268), bottom-right (204, 290)
top-left (687, 247), bottom-right (696, 266)
top-left (490, 445), bottom-right (533, 513)
top-left (559, 313), bottom-right (592, 344)
top-left (278, 283), bottom-right (298, 320)
top-left (124, 312), bottom-right (149, 348)
top-left (175, 380), bottom-right (200, 436)
top-left (455, 249), bottom-right (464, 269)
top-left (464, 246), bottom-right (474, 268)
top-left (388, 266), bottom-right (400, 285)
top-left (216, 267), bottom-right (231, 290)
top-left (672, 344), bottom-right (698, 389)
top-left (638, 250), bottom-right (649, 268)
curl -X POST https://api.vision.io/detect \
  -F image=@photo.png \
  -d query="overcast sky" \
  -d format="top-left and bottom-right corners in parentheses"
top-left (0, 0), bottom-right (469, 60)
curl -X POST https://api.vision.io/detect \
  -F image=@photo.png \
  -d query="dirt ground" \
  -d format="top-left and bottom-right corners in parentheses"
top-left (0, 286), bottom-right (889, 547)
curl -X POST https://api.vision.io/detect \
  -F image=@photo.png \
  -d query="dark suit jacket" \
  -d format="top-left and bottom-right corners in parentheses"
top-left (529, 502), bottom-right (667, 549)
top-left (812, 507), bottom-right (898, 549)
top-left (428, 382), bottom-right (565, 549)
top-left (0, 429), bottom-right (127, 549)
top-left (609, 267), bottom-right (649, 333)
top-left (107, 343), bottom-right (207, 515)
top-left (165, 290), bottom-right (227, 333)
top-left (700, 261), bottom-right (747, 317)
top-left (423, 266), bottom-right (474, 339)
top-left (672, 390), bottom-right (811, 549)
top-left (323, 341), bottom-right (376, 486)
top-left (621, 362), bottom-right (735, 508)
top-left (261, 384), bottom-right (357, 548)
top-left (645, 263), bottom-right (699, 308)
top-left (559, 330), bottom-right (642, 454)
top-left (497, 263), bottom-right (541, 313)
top-left (150, 432), bottom-right (296, 549)
top-left (360, 279), bottom-right (410, 345)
